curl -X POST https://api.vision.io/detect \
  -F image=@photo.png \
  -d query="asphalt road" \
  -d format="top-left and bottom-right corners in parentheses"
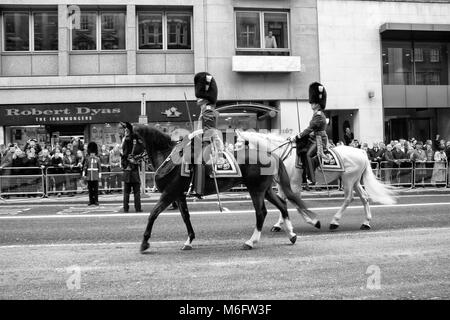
top-left (1, 193), bottom-right (449, 299)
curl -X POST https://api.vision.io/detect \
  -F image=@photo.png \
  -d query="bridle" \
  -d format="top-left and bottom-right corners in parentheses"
top-left (271, 140), bottom-right (294, 162)
top-left (128, 137), bottom-right (149, 164)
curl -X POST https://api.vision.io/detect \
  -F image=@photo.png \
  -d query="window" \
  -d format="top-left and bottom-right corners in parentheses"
top-left (3, 11), bottom-right (58, 51)
top-left (71, 11), bottom-right (126, 51)
top-left (138, 11), bottom-right (192, 50)
top-left (382, 42), bottom-right (414, 85)
top-left (430, 49), bottom-right (440, 63)
top-left (101, 12), bottom-right (126, 50)
top-left (414, 48), bottom-right (423, 62)
top-left (138, 13), bottom-right (163, 49)
top-left (236, 12), bottom-right (260, 48)
top-left (167, 14), bottom-right (191, 49)
top-left (34, 12), bottom-right (58, 51)
top-left (263, 12), bottom-right (288, 49)
top-left (4, 12), bottom-right (29, 51)
top-left (72, 12), bottom-right (97, 50)
top-left (382, 40), bottom-right (449, 85)
top-left (235, 10), bottom-right (289, 54)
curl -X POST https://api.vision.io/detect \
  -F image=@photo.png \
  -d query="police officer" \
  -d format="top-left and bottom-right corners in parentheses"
top-left (290, 82), bottom-right (330, 185)
top-left (121, 124), bottom-right (142, 213)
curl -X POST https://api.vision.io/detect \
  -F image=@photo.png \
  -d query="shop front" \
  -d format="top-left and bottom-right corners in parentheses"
top-left (145, 101), bottom-right (200, 141)
top-left (0, 102), bottom-right (141, 148)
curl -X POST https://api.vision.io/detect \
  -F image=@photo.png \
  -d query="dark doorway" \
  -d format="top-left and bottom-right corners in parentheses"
top-left (332, 115), bottom-right (339, 144)
top-left (48, 125), bottom-right (85, 136)
top-left (386, 118), bottom-right (431, 142)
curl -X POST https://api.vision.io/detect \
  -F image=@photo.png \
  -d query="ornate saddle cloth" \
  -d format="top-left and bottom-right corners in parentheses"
top-left (181, 148), bottom-right (242, 178)
top-left (296, 148), bottom-right (344, 172)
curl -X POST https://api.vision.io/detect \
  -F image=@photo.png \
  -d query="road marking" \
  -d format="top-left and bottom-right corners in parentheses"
top-left (1, 226), bottom-right (449, 250)
top-left (0, 193), bottom-right (448, 208)
top-left (56, 206), bottom-right (120, 215)
top-left (0, 208), bottom-right (31, 216)
top-left (0, 201), bottom-right (449, 220)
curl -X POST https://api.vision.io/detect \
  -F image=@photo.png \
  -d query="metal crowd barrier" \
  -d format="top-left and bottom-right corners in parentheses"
top-left (45, 166), bottom-right (83, 196)
top-left (0, 161), bottom-right (448, 199)
top-left (379, 160), bottom-right (413, 187)
top-left (0, 166), bottom-right (45, 198)
top-left (412, 161), bottom-right (448, 188)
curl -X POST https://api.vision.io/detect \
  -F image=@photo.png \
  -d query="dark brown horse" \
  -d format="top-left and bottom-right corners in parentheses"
top-left (128, 125), bottom-right (320, 252)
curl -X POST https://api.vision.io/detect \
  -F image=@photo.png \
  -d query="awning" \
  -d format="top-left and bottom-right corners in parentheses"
top-left (380, 23), bottom-right (450, 40)
top-left (216, 103), bottom-right (278, 119)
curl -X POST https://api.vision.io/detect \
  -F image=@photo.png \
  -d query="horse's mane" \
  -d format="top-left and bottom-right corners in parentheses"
top-left (133, 125), bottom-right (175, 152)
top-left (237, 130), bottom-right (287, 150)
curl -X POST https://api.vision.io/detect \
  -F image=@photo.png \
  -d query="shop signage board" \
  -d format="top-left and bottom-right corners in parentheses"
top-left (146, 101), bottom-right (200, 122)
top-left (0, 102), bottom-right (141, 126)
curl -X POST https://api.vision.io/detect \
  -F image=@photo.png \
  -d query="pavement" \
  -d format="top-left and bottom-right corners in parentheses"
top-left (1, 185), bottom-right (449, 205)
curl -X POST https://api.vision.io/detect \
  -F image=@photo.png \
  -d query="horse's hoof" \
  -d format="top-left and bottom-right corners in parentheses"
top-left (360, 224), bottom-right (371, 230)
top-left (314, 221), bottom-right (321, 229)
top-left (329, 223), bottom-right (339, 230)
top-left (242, 243), bottom-right (253, 250)
top-left (181, 245), bottom-right (192, 251)
top-left (289, 235), bottom-right (297, 244)
top-left (270, 226), bottom-right (282, 232)
top-left (140, 242), bottom-right (150, 253)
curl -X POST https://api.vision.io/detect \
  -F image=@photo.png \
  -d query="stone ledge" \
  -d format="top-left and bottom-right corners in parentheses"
top-left (0, 74), bottom-right (194, 89)
top-left (232, 55), bottom-right (301, 73)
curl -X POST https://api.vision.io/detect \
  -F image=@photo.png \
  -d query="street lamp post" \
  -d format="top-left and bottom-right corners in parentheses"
top-left (139, 93), bottom-right (148, 194)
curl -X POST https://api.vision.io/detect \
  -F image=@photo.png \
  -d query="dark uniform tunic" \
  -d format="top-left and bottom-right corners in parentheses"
top-left (296, 109), bottom-right (328, 184)
top-left (121, 138), bottom-right (142, 212)
top-left (298, 109), bottom-right (328, 146)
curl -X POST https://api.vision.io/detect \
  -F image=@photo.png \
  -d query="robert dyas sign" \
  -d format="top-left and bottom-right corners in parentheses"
top-left (0, 103), bottom-right (140, 126)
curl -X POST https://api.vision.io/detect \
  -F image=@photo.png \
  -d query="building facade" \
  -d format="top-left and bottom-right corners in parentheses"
top-left (317, 0), bottom-right (450, 145)
top-left (2, 0), bottom-right (448, 148)
top-left (0, 0), bottom-right (320, 148)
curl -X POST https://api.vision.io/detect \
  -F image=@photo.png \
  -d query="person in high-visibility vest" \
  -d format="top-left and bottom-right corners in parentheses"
top-left (82, 142), bottom-right (101, 206)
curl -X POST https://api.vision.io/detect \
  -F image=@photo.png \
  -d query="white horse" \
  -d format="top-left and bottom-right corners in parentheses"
top-left (238, 131), bottom-right (397, 230)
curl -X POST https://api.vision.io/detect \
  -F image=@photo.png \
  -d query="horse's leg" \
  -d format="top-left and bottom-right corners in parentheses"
top-left (330, 174), bottom-right (355, 230)
top-left (284, 191), bottom-right (320, 229)
top-left (272, 158), bottom-right (302, 232)
top-left (354, 182), bottom-right (372, 230)
top-left (177, 196), bottom-right (196, 250)
top-left (140, 192), bottom-right (176, 253)
top-left (271, 215), bottom-right (284, 232)
top-left (265, 189), bottom-right (297, 244)
top-left (243, 190), bottom-right (267, 250)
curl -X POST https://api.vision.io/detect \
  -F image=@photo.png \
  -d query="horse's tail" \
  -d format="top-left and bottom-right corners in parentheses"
top-left (362, 158), bottom-right (397, 205)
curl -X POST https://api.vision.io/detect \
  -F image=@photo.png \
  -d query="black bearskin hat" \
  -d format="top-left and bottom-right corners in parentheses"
top-left (309, 82), bottom-right (327, 110)
top-left (194, 72), bottom-right (218, 105)
top-left (87, 142), bottom-right (98, 155)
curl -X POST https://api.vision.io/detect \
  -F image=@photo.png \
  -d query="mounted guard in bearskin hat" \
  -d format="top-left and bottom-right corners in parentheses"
top-left (290, 82), bottom-right (330, 185)
top-left (188, 72), bottom-right (223, 197)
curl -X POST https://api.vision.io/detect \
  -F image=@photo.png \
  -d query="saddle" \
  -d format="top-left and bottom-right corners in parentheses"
top-left (180, 140), bottom-right (242, 178)
top-left (296, 146), bottom-right (344, 172)
top-left (154, 132), bottom-right (242, 180)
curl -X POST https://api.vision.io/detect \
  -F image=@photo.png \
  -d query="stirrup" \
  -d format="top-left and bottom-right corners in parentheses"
top-left (318, 152), bottom-right (330, 162)
top-left (186, 183), bottom-right (203, 199)
top-left (186, 190), bottom-right (203, 199)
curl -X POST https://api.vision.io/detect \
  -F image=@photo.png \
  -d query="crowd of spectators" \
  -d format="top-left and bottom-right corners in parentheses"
top-left (332, 134), bottom-right (450, 187)
top-left (0, 138), bottom-right (124, 197)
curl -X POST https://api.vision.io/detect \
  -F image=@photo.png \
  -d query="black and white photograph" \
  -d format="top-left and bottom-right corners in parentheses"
top-left (0, 0), bottom-right (449, 307)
